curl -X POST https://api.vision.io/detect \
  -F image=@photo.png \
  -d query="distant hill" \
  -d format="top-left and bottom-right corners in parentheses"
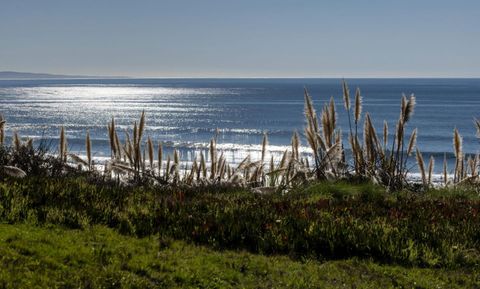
top-left (0, 71), bottom-right (125, 79)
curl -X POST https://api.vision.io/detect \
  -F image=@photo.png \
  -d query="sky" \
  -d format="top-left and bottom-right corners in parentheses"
top-left (0, 0), bottom-right (479, 78)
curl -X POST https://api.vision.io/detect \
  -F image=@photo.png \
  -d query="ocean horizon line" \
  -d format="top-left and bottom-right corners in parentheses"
top-left (1, 70), bottom-right (480, 81)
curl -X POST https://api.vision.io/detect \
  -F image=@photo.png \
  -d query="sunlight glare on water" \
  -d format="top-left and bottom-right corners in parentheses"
top-left (1, 78), bottom-right (480, 171)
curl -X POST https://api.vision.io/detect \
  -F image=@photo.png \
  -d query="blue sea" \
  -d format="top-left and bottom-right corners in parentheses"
top-left (1, 78), bottom-right (479, 172)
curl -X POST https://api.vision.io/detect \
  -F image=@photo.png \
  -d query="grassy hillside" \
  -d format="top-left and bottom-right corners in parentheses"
top-left (1, 174), bottom-right (479, 287)
top-left (1, 176), bottom-right (480, 266)
top-left (1, 223), bottom-right (478, 289)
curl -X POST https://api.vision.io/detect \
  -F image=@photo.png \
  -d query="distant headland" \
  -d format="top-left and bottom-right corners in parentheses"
top-left (0, 71), bottom-right (126, 79)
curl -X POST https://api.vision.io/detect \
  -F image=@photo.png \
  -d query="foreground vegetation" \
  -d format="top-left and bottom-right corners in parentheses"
top-left (1, 223), bottom-right (479, 289)
top-left (1, 169), bottom-right (479, 286)
top-left (1, 176), bottom-right (479, 269)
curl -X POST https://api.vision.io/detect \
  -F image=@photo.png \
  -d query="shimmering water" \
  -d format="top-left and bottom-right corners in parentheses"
top-left (1, 78), bottom-right (479, 171)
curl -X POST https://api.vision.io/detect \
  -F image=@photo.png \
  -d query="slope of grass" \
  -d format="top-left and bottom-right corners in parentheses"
top-left (1, 223), bottom-right (479, 289)
top-left (1, 176), bottom-right (480, 267)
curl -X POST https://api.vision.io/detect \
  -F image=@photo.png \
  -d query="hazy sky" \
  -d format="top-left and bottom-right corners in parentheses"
top-left (1, 0), bottom-right (479, 77)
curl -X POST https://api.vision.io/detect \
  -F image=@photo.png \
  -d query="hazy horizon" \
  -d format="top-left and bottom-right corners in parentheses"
top-left (1, 0), bottom-right (479, 78)
top-left (2, 70), bottom-right (480, 79)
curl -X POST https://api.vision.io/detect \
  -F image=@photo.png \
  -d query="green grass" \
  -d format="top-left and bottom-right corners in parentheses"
top-left (0, 223), bottom-right (478, 289)
top-left (1, 176), bottom-right (480, 267)
top-left (1, 176), bottom-right (480, 287)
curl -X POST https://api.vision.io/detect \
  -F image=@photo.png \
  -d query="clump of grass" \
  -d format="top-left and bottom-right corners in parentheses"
top-left (446, 126), bottom-right (480, 187)
top-left (340, 84), bottom-right (421, 190)
top-left (303, 88), bottom-right (344, 181)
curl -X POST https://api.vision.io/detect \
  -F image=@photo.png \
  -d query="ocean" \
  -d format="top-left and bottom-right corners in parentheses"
top-left (1, 78), bottom-right (479, 172)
